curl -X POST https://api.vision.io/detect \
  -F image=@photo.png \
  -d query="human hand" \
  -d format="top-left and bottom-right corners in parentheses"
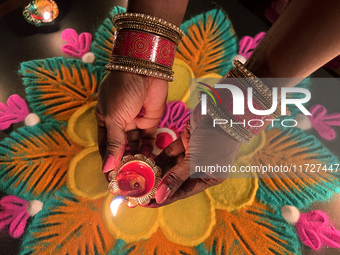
top-left (95, 71), bottom-right (168, 173)
top-left (146, 114), bottom-right (241, 208)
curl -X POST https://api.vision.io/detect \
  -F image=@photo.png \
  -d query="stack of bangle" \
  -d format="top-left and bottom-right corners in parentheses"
top-left (232, 60), bottom-right (291, 118)
top-left (198, 92), bottom-right (254, 144)
top-left (106, 13), bottom-right (185, 82)
top-left (201, 59), bottom-right (291, 144)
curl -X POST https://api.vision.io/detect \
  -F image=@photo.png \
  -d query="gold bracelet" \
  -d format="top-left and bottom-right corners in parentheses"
top-left (232, 68), bottom-right (282, 118)
top-left (228, 68), bottom-right (282, 118)
top-left (198, 92), bottom-right (252, 144)
top-left (111, 55), bottom-right (174, 75)
top-left (233, 60), bottom-right (291, 116)
top-left (112, 13), bottom-right (185, 40)
top-left (114, 21), bottom-right (181, 44)
top-left (106, 62), bottom-right (174, 82)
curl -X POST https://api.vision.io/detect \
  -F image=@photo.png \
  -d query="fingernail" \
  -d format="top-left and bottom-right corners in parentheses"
top-left (156, 184), bottom-right (171, 204)
top-left (102, 155), bottom-right (115, 173)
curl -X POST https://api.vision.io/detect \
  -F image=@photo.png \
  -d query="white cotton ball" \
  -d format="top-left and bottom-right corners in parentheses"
top-left (232, 55), bottom-right (247, 66)
top-left (281, 205), bottom-right (300, 224)
top-left (27, 200), bottom-right (44, 217)
top-left (24, 113), bottom-right (41, 126)
top-left (82, 52), bottom-right (96, 64)
top-left (295, 114), bottom-right (312, 130)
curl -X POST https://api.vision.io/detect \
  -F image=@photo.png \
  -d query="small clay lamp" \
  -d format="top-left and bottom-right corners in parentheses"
top-left (108, 154), bottom-right (161, 211)
top-left (23, 0), bottom-right (59, 26)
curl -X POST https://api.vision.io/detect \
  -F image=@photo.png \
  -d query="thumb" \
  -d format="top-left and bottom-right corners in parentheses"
top-left (155, 148), bottom-right (190, 204)
top-left (101, 118), bottom-right (127, 173)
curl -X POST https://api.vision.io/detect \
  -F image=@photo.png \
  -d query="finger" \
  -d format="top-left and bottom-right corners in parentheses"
top-left (147, 179), bottom-right (207, 208)
top-left (127, 129), bottom-right (141, 155)
top-left (155, 146), bottom-right (191, 204)
top-left (140, 126), bottom-right (158, 158)
top-left (161, 153), bottom-right (185, 177)
top-left (155, 137), bottom-right (185, 169)
top-left (95, 105), bottom-right (107, 160)
top-left (97, 125), bottom-right (107, 160)
top-left (102, 118), bottom-right (127, 173)
top-left (181, 120), bottom-right (190, 150)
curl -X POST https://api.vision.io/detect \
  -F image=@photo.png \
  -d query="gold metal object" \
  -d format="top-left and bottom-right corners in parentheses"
top-left (108, 154), bottom-right (162, 207)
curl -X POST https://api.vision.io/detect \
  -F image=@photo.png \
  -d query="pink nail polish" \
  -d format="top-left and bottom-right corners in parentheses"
top-left (102, 155), bottom-right (115, 173)
top-left (156, 184), bottom-right (171, 204)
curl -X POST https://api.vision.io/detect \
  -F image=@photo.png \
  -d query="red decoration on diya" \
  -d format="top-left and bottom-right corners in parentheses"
top-left (112, 30), bottom-right (176, 68)
top-left (108, 154), bottom-right (161, 210)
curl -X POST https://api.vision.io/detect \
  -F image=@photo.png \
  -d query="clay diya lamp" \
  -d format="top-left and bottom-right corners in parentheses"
top-left (23, 0), bottom-right (59, 26)
top-left (108, 154), bottom-right (161, 215)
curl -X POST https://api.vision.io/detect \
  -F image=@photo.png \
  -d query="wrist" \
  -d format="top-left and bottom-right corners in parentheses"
top-left (127, 0), bottom-right (189, 26)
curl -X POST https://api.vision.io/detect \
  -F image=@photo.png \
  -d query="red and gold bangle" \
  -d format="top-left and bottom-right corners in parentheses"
top-left (108, 13), bottom-right (184, 81)
top-left (112, 29), bottom-right (177, 69)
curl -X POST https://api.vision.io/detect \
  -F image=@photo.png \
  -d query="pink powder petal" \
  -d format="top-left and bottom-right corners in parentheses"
top-left (170, 102), bottom-right (186, 122)
top-left (78, 32), bottom-right (92, 52)
top-left (306, 210), bottom-right (328, 226)
top-left (296, 211), bottom-right (340, 250)
top-left (61, 29), bottom-right (92, 58)
top-left (314, 123), bottom-right (338, 140)
top-left (322, 112), bottom-right (340, 126)
top-left (253, 32), bottom-right (266, 45)
top-left (238, 36), bottom-right (253, 57)
top-left (321, 227), bottom-right (340, 248)
top-left (61, 28), bottom-right (79, 45)
top-left (308, 105), bottom-right (340, 140)
top-left (299, 228), bottom-right (322, 250)
top-left (177, 113), bottom-right (190, 131)
top-left (7, 95), bottom-right (29, 118)
top-left (62, 44), bottom-right (83, 57)
top-left (8, 211), bottom-right (29, 239)
top-left (309, 105), bottom-right (327, 124)
top-left (0, 212), bottom-right (13, 231)
top-left (0, 95), bottom-right (29, 130)
top-left (0, 103), bottom-right (8, 112)
top-left (238, 32), bottom-right (266, 59)
top-left (159, 103), bottom-right (170, 128)
top-left (0, 195), bottom-right (30, 238)
top-left (158, 101), bottom-right (190, 133)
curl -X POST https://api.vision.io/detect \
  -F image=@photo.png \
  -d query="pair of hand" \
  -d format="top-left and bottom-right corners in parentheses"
top-left (96, 71), bottom-right (240, 207)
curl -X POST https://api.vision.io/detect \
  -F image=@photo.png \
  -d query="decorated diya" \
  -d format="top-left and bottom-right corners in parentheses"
top-left (23, 0), bottom-right (59, 26)
top-left (108, 154), bottom-right (162, 214)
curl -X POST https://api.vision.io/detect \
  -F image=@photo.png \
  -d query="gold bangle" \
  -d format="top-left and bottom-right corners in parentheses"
top-left (198, 92), bottom-right (252, 144)
top-left (112, 13), bottom-right (185, 40)
top-left (111, 55), bottom-right (174, 75)
top-left (233, 60), bottom-right (291, 116)
top-left (228, 68), bottom-right (282, 118)
top-left (232, 67), bottom-right (282, 118)
top-left (114, 21), bottom-right (181, 44)
top-left (106, 62), bottom-right (174, 82)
